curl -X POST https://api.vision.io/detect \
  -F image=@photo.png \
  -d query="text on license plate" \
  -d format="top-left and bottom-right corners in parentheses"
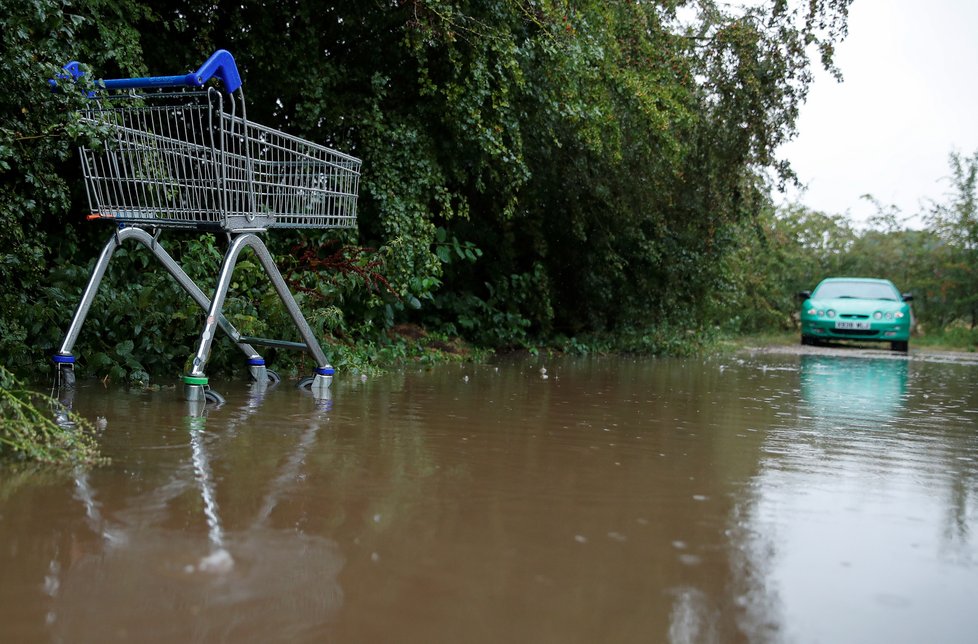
top-left (835, 320), bottom-right (871, 330)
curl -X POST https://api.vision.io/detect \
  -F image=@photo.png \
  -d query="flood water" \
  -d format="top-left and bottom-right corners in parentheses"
top-left (1, 347), bottom-right (977, 643)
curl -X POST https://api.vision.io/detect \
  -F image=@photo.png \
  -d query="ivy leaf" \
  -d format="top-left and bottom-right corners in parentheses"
top-left (115, 340), bottom-right (134, 357)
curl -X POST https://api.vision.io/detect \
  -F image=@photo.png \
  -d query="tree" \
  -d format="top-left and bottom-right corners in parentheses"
top-left (927, 151), bottom-right (978, 327)
top-left (720, 202), bottom-right (857, 333)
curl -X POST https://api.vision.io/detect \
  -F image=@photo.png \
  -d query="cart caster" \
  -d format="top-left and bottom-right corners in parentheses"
top-left (248, 366), bottom-right (281, 388)
top-left (184, 376), bottom-right (224, 406)
top-left (204, 388), bottom-right (226, 405)
top-left (298, 367), bottom-right (333, 398)
top-left (54, 387), bottom-right (77, 429)
top-left (58, 364), bottom-right (76, 389)
top-left (247, 355), bottom-right (281, 387)
top-left (247, 358), bottom-right (280, 386)
top-left (52, 355), bottom-right (76, 389)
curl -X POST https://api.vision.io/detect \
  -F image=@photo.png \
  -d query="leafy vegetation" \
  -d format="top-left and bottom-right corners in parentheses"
top-left (5, 0), bottom-right (978, 407)
top-left (0, 366), bottom-right (103, 465)
top-left (1, 0), bottom-right (849, 389)
top-left (720, 149), bottom-right (978, 349)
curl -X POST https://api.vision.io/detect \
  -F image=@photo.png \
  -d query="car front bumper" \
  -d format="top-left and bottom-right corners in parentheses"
top-left (801, 318), bottom-right (911, 342)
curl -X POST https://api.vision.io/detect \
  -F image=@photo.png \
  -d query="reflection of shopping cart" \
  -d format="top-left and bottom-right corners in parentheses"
top-left (51, 50), bottom-right (360, 403)
top-left (47, 388), bottom-right (344, 638)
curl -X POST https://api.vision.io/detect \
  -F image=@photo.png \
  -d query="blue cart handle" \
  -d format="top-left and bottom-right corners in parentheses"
top-left (58, 50), bottom-right (242, 93)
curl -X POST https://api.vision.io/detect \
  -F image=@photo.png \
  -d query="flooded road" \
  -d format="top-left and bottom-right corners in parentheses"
top-left (1, 347), bottom-right (977, 643)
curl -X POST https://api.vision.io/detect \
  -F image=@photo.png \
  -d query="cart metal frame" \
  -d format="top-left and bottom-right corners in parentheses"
top-left (51, 50), bottom-right (360, 403)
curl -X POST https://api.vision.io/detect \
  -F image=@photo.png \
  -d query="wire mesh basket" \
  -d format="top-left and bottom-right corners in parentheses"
top-left (79, 88), bottom-right (360, 232)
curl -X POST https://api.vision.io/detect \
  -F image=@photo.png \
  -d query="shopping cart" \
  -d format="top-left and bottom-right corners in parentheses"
top-left (51, 50), bottom-right (361, 403)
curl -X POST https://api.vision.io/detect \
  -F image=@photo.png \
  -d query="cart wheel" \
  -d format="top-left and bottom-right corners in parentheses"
top-left (204, 388), bottom-right (226, 405)
top-left (267, 369), bottom-right (281, 385)
top-left (298, 369), bottom-right (333, 400)
top-left (297, 374), bottom-right (332, 391)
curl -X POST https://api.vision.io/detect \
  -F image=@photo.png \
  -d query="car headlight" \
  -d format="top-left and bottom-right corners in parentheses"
top-left (817, 310), bottom-right (825, 317)
top-left (873, 312), bottom-right (883, 320)
top-left (807, 308), bottom-right (817, 316)
top-left (885, 312), bottom-right (893, 320)
top-left (826, 309), bottom-right (836, 318)
top-left (894, 311), bottom-right (904, 319)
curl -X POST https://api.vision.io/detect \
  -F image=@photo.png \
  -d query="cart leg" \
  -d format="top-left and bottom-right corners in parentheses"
top-left (245, 236), bottom-right (335, 395)
top-left (53, 227), bottom-right (263, 388)
top-left (54, 230), bottom-right (127, 365)
top-left (53, 355), bottom-right (76, 389)
top-left (183, 233), bottom-right (335, 400)
top-left (183, 239), bottom-right (239, 400)
top-left (296, 369), bottom-right (334, 396)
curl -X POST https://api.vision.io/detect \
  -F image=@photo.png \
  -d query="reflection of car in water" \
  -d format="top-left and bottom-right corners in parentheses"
top-left (798, 277), bottom-right (914, 352)
top-left (800, 355), bottom-right (908, 427)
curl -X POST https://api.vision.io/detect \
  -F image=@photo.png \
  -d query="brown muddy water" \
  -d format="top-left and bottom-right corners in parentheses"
top-left (1, 347), bottom-right (977, 643)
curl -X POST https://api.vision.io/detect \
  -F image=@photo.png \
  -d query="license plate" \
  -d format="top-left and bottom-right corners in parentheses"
top-left (835, 320), bottom-right (870, 330)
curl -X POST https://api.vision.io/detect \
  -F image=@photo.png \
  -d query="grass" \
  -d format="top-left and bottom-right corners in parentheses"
top-left (719, 327), bottom-right (978, 354)
top-left (713, 330), bottom-right (798, 354)
top-left (910, 326), bottom-right (978, 352)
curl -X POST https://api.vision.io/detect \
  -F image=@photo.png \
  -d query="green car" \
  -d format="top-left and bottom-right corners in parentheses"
top-left (799, 277), bottom-right (914, 352)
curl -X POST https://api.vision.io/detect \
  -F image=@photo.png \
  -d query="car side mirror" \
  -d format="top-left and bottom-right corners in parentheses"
top-left (797, 290), bottom-right (811, 300)
top-left (902, 292), bottom-right (913, 302)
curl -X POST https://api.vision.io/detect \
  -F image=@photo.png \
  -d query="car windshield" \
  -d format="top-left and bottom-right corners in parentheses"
top-left (813, 281), bottom-right (899, 301)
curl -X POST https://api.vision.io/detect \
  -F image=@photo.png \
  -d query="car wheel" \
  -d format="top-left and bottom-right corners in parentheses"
top-left (891, 340), bottom-right (908, 352)
top-left (801, 335), bottom-right (811, 346)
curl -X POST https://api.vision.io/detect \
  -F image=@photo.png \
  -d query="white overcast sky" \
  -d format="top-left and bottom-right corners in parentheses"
top-left (776, 0), bottom-right (978, 228)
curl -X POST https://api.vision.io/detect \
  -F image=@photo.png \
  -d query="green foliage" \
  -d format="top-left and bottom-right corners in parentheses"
top-left (924, 151), bottom-right (978, 328)
top-left (718, 151), bottom-right (978, 343)
top-left (720, 203), bottom-right (860, 333)
top-left (2, 0), bottom-right (859, 387)
top-left (912, 325), bottom-right (978, 351)
top-left (0, 0), bottom-right (152, 377)
top-left (0, 365), bottom-right (104, 465)
top-left (130, 0), bottom-right (853, 348)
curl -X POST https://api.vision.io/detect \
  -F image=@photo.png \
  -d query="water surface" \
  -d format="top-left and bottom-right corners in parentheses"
top-left (1, 349), bottom-right (976, 642)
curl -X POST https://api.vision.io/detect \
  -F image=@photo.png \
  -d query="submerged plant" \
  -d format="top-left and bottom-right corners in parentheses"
top-left (0, 366), bottom-right (105, 466)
